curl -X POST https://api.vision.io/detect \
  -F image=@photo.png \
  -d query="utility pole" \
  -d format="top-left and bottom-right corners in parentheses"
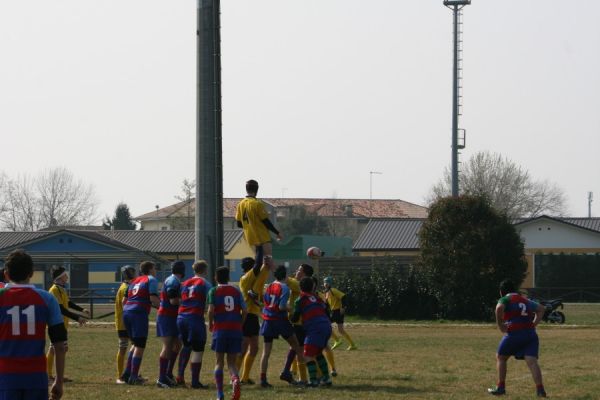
top-left (196, 0), bottom-right (223, 283)
top-left (589, 192), bottom-right (594, 218)
top-left (444, 0), bottom-right (470, 197)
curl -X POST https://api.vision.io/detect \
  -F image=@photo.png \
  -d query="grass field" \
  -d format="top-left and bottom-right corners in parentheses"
top-left (60, 304), bottom-right (600, 399)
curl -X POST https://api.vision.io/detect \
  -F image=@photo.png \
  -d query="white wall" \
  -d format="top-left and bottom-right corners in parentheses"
top-left (517, 219), bottom-right (600, 249)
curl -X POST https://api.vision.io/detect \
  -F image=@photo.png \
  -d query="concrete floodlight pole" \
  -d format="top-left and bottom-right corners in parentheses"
top-left (196, 0), bottom-right (224, 283)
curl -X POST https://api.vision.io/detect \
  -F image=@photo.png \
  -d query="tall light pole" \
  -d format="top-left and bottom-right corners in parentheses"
top-left (369, 171), bottom-right (382, 201)
top-left (444, 0), bottom-right (470, 197)
top-left (589, 192), bottom-right (594, 218)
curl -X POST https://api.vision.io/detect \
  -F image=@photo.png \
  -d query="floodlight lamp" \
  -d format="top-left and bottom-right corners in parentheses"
top-left (443, 0), bottom-right (471, 5)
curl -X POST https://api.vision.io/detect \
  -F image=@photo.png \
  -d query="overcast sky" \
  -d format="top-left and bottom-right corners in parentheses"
top-left (1, 0), bottom-right (598, 221)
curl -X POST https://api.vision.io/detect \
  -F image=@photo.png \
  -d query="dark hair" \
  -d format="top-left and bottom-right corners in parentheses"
top-left (171, 260), bottom-right (186, 276)
top-left (300, 276), bottom-right (314, 293)
top-left (51, 265), bottom-right (66, 281)
top-left (193, 260), bottom-right (208, 274)
top-left (5, 249), bottom-right (34, 282)
top-left (499, 279), bottom-right (516, 296)
top-left (246, 179), bottom-right (259, 194)
top-left (121, 265), bottom-right (136, 281)
top-left (274, 265), bottom-right (287, 281)
top-left (139, 261), bottom-right (155, 275)
top-left (215, 266), bottom-right (230, 284)
top-left (241, 257), bottom-right (255, 273)
top-left (299, 263), bottom-right (313, 277)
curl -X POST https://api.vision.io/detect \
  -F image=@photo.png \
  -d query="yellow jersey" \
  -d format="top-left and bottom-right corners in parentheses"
top-left (286, 277), bottom-right (301, 322)
top-left (239, 264), bottom-right (270, 316)
top-left (235, 197), bottom-right (271, 246)
top-left (115, 282), bottom-right (128, 331)
top-left (325, 287), bottom-right (345, 311)
top-left (49, 284), bottom-right (70, 329)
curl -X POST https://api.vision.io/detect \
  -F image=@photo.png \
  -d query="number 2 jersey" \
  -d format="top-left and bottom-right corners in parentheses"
top-left (0, 284), bottom-right (64, 390)
top-left (499, 293), bottom-right (541, 334)
top-left (207, 284), bottom-right (246, 339)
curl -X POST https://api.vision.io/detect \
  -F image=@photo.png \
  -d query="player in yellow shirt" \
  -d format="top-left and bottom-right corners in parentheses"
top-left (46, 265), bottom-right (90, 380)
top-left (237, 256), bottom-right (273, 384)
top-left (235, 179), bottom-right (282, 271)
top-left (324, 276), bottom-right (356, 350)
top-left (115, 265), bottom-right (136, 383)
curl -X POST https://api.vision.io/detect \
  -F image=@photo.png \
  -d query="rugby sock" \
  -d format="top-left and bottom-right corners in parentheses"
top-left (283, 350), bottom-right (296, 373)
top-left (215, 368), bottom-right (224, 398)
top-left (159, 357), bottom-right (169, 381)
top-left (117, 351), bottom-right (126, 378)
top-left (178, 346), bottom-right (191, 379)
top-left (324, 347), bottom-right (336, 371)
top-left (236, 353), bottom-right (244, 371)
top-left (191, 362), bottom-right (201, 386)
top-left (497, 381), bottom-right (505, 390)
top-left (306, 361), bottom-right (318, 382)
top-left (298, 360), bottom-right (308, 382)
top-left (123, 351), bottom-right (134, 376)
top-left (316, 355), bottom-right (330, 379)
top-left (342, 332), bottom-right (355, 347)
top-left (131, 356), bottom-right (142, 380)
top-left (167, 350), bottom-right (178, 378)
top-left (260, 372), bottom-right (267, 383)
top-left (241, 354), bottom-right (255, 382)
top-left (47, 350), bottom-right (55, 377)
top-left (536, 384), bottom-right (545, 393)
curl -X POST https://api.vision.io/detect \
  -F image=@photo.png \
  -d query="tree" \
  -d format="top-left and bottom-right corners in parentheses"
top-left (103, 203), bottom-right (136, 230)
top-left (0, 167), bottom-right (98, 231)
top-left (170, 179), bottom-right (195, 230)
top-left (427, 151), bottom-right (567, 218)
top-left (277, 205), bottom-right (328, 236)
top-left (418, 195), bottom-right (527, 320)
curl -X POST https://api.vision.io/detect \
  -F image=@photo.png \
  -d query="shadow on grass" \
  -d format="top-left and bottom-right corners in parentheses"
top-left (330, 383), bottom-right (424, 395)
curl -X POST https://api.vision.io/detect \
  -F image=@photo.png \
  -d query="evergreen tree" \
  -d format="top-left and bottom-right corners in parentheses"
top-left (103, 203), bottom-right (136, 230)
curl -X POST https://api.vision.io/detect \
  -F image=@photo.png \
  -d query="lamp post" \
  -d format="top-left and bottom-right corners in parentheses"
top-left (369, 171), bottom-right (382, 201)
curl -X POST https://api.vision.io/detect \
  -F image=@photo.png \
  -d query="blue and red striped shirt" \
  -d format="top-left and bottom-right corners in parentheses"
top-left (208, 284), bottom-right (246, 339)
top-left (499, 293), bottom-right (540, 333)
top-left (123, 275), bottom-right (158, 314)
top-left (0, 284), bottom-right (63, 390)
top-left (178, 276), bottom-right (211, 317)
top-left (295, 291), bottom-right (330, 330)
top-left (262, 281), bottom-right (290, 321)
top-left (158, 274), bottom-right (181, 317)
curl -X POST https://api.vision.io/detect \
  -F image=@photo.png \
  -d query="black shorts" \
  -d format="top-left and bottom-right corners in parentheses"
top-left (293, 324), bottom-right (305, 345)
top-left (117, 329), bottom-right (129, 339)
top-left (331, 310), bottom-right (344, 324)
top-left (243, 313), bottom-right (260, 337)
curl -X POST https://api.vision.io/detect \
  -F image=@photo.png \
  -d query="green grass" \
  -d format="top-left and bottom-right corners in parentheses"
top-left (60, 313), bottom-right (600, 400)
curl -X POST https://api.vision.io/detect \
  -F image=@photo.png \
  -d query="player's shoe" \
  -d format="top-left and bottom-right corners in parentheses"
top-left (127, 376), bottom-right (145, 385)
top-left (240, 379), bottom-right (255, 385)
top-left (175, 376), bottom-right (186, 386)
top-left (165, 375), bottom-right (177, 386)
top-left (232, 377), bottom-right (241, 400)
top-left (116, 378), bottom-right (127, 384)
top-left (280, 371), bottom-right (295, 384)
top-left (260, 380), bottom-right (273, 388)
top-left (191, 382), bottom-right (208, 389)
top-left (331, 339), bottom-right (343, 350)
top-left (331, 369), bottom-right (338, 377)
top-left (487, 386), bottom-right (506, 396)
top-left (347, 344), bottom-right (357, 351)
top-left (537, 389), bottom-right (547, 398)
top-left (320, 376), bottom-right (333, 387)
top-left (307, 379), bottom-right (320, 388)
top-left (156, 379), bottom-right (174, 388)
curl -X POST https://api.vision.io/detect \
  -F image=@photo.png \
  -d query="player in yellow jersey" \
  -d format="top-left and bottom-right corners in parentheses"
top-left (235, 179), bottom-right (283, 271)
top-left (46, 265), bottom-right (90, 380)
top-left (324, 276), bottom-right (356, 350)
top-left (115, 265), bottom-right (136, 384)
top-left (237, 256), bottom-right (273, 384)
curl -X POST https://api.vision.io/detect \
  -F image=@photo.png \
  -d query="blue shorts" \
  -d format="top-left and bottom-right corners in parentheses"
top-left (0, 389), bottom-right (48, 400)
top-left (123, 310), bottom-right (149, 339)
top-left (260, 319), bottom-right (294, 341)
top-left (497, 331), bottom-right (539, 359)
top-left (211, 336), bottom-right (242, 354)
top-left (156, 315), bottom-right (179, 337)
top-left (177, 316), bottom-right (207, 347)
top-left (304, 322), bottom-right (332, 350)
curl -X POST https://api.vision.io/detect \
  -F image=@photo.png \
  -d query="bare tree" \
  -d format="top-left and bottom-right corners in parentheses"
top-left (427, 151), bottom-right (567, 218)
top-left (0, 167), bottom-right (98, 231)
top-left (172, 179), bottom-right (196, 229)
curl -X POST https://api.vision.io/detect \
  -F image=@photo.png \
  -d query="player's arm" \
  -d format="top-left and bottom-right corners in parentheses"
top-left (279, 286), bottom-right (291, 312)
top-left (261, 218), bottom-right (282, 240)
top-left (148, 276), bottom-right (160, 308)
top-left (167, 283), bottom-right (181, 306)
top-left (45, 293), bottom-right (67, 399)
top-left (531, 301), bottom-right (544, 327)
top-left (207, 287), bottom-right (215, 331)
top-left (239, 291), bottom-right (248, 324)
top-left (290, 298), bottom-right (302, 324)
top-left (495, 303), bottom-right (507, 333)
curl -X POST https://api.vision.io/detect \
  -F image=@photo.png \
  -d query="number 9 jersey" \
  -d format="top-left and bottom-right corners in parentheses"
top-left (207, 284), bottom-right (246, 339)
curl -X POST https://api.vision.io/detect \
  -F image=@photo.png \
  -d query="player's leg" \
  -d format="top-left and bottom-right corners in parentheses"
top-left (523, 333), bottom-right (545, 397)
top-left (214, 352), bottom-right (226, 400)
top-left (227, 351), bottom-right (241, 400)
top-left (176, 318), bottom-right (191, 384)
top-left (281, 331), bottom-right (303, 384)
top-left (337, 320), bottom-right (356, 350)
top-left (190, 337), bottom-right (207, 389)
top-left (116, 331), bottom-right (129, 383)
top-left (157, 336), bottom-right (174, 387)
top-left (241, 334), bottom-right (259, 384)
top-left (167, 337), bottom-right (181, 382)
top-left (259, 338), bottom-right (273, 387)
top-left (46, 344), bottom-right (55, 378)
top-left (488, 354), bottom-right (508, 395)
top-left (323, 345), bottom-right (337, 377)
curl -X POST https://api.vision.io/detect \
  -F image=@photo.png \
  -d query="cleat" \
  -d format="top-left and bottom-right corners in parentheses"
top-left (260, 381), bottom-right (273, 388)
top-left (156, 379), bottom-right (173, 388)
top-left (346, 345), bottom-right (357, 351)
top-left (165, 375), bottom-right (177, 386)
top-left (307, 380), bottom-right (320, 388)
top-left (320, 376), bottom-right (333, 387)
top-left (537, 390), bottom-right (547, 398)
top-left (295, 380), bottom-right (308, 387)
top-left (487, 386), bottom-right (506, 396)
top-left (240, 379), bottom-right (255, 385)
top-left (330, 340), bottom-right (343, 350)
top-left (232, 378), bottom-right (241, 400)
top-left (191, 382), bottom-right (208, 389)
top-left (175, 376), bottom-right (186, 386)
top-left (331, 369), bottom-right (338, 377)
top-left (115, 378), bottom-right (127, 384)
top-left (280, 371), bottom-right (295, 384)
top-left (127, 377), bottom-right (144, 385)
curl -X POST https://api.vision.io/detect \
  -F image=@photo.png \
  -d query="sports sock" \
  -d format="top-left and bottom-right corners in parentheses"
top-left (159, 357), bottom-right (169, 381)
top-left (215, 368), bottom-right (224, 398)
top-left (130, 356), bottom-right (142, 380)
top-left (241, 353), bottom-right (255, 381)
top-left (283, 350), bottom-right (295, 373)
top-left (117, 350), bottom-right (126, 378)
top-left (260, 372), bottom-right (267, 383)
top-left (497, 381), bottom-right (505, 389)
top-left (536, 384), bottom-right (545, 392)
top-left (236, 353), bottom-right (244, 371)
top-left (123, 351), bottom-right (134, 376)
top-left (167, 350), bottom-right (178, 378)
top-left (47, 350), bottom-right (55, 377)
top-left (316, 355), bottom-right (330, 379)
top-left (306, 361), bottom-right (318, 382)
top-left (324, 347), bottom-right (336, 371)
top-left (191, 362), bottom-right (202, 386)
top-left (298, 360), bottom-right (308, 382)
top-left (342, 332), bottom-right (355, 347)
top-left (178, 346), bottom-right (191, 379)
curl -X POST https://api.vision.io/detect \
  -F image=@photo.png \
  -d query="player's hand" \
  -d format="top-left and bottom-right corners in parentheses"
top-left (50, 381), bottom-right (63, 400)
top-left (276, 233), bottom-right (283, 241)
top-left (78, 317), bottom-right (88, 326)
top-left (83, 309), bottom-right (91, 318)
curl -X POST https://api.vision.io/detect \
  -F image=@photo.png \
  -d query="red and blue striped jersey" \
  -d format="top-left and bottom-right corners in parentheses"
top-left (158, 274), bottom-right (181, 317)
top-left (123, 275), bottom-right (158, 314)
top-left (208, 284), bottom-right (246, 338)
top-left (178, 276), bottom-right (212, 317)
top-left (262, 281), bottom-right (290, 321)
top-left (0, 282), bottom-right (5, 289)
top-left (499, 293), bottom-right (540, 333)
top-left (0, 284), bottom-right (63, 390)
top-left (294, 291), bottom-right (330, 330)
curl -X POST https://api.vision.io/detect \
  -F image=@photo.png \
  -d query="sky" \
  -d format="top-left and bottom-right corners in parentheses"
top-left (1, 0), bottom-right (598, 221)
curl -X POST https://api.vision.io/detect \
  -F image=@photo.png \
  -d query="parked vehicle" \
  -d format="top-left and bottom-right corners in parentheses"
top-left (540, 299), bottom-right (565, 324)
